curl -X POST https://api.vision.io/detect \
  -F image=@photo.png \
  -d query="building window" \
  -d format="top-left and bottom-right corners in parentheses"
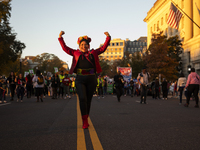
top-left (133, 42), bottom-right (135, 45)
top-left (157, 21), bottom-right (159, 31)
top-left (131, 48), bottom-right (134, 51)
top-left (182, 16), bottom-right (184, 29)
top-left (128, 48), bottom-right (130, 51)
top-left (107, 49), bottom-right (109, 51)
top-left (115, 52), bottom-right (117, 54)
top-left (136, 42), bottom-right (138, 46)
top-left (161, 17), bottom-right (163, 26)
top-left (120, 42), bottom-right (123, 46)
top-left (182, 0), bottom-right (184, 9)
top-left (165, 13), bottom-right (168, 23)
top-left (112, 43), bottom-right (115, 46)
top-left (116, 43), bottom-right (119, 46)
top-left (115, 49), bottom-right (117, 51)
top-left (119, 48), bottom-right (121, 50)
top-left (107, 56), bottom-right (109, 58)
top-left (111, 52), bottom-right (113, 54)
top-left (111, 49), bottom-right (113, 51)
top-left (143, 42), bottom-right (145, 46)
top-left (119, 52), bottom-right (121, 54)
top-left (115, 56), bottom-right (117, 58)
top-left (107, 52), bottom-right (109, 54)
top-left (111, 56), bottom-right (113, 58)
top-left (119, 56), bottom-right (121, 57)
top-left (135, 48), bottom-right (137, 51)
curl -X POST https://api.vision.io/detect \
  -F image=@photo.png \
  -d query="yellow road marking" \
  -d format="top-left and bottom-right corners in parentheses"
top-left (77, 95), bottom-right (104, 150)
top-left (77, 96), bottom-right (87, 150)
top-left (88, 118), bottom-right (104, 150)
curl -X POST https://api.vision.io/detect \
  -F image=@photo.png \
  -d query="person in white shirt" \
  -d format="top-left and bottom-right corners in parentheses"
top-left (177, 73), bottom-right (186, 105)
top-left (32, 70), bottom-right (45, 102)
top-left (137, 67), bottom-right (150, 104)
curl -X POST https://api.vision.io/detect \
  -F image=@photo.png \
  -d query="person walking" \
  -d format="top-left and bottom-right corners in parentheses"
top-left (58, 31), bottom-right (111, 129)
top-left (162, 78), bottom-right (168, 100)
top-left (51, 73), bottom-right (60, 99)
top-left (114, 71), bottom-right (124, 102)
top-left (137, 67), bottom-right (150, 104)
top-left (7, 71), bottom-right (16, 101)
top-left (103, 78), bottom-right (107, 95)
top-left (184, 68), bottom-right (200, 108)
top-left (32, 70), bottom-right (45, 102)
top-left (25, 74), bottom-right (33, 98)
top-left (97, 75), bottom-right (104, 98)
top-left (62, 73), bottom-right (71, 99)
top-left (177, 73), bottom-right (186, 105)
top-left (15, 73), bottom-right (26, 102)
top-left (59, 71), bottom-right (65, 98)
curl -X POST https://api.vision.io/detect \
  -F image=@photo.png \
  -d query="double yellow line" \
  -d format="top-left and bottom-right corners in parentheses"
top-left (77, 96), bottom-right (103, 150)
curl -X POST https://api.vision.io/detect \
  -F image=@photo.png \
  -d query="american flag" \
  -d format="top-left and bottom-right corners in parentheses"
top-left (167, 3), bottom-right (183, 29)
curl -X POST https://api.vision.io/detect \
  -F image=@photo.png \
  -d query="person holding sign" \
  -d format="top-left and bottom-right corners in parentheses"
top-left (58, 31), bottom-right (111, 129)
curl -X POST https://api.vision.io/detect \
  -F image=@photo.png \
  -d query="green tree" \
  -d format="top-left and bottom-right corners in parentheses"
top-left (0, 0), bottom-right (26, 75)
top-left (32, 53), bottom-right (64, 74)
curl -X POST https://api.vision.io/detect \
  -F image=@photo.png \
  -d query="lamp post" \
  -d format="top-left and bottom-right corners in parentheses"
top-left (20, 58), bottom-right (22, 73)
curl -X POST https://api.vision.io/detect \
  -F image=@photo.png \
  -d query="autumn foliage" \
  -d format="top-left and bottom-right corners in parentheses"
top-left (144, 33), bottom-right (179, 81)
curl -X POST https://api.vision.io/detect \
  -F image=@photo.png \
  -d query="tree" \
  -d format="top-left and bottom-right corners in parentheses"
top-left (99, 58), bottom-right (109, 76)
top-left (144, 33), bottom-right (178, 81)
top-left (32, 53), bottom-right (64, 74)
top-left (0, 0), bottom-right (26, 75)
top-left (130, 52), bottom-right (144, 78)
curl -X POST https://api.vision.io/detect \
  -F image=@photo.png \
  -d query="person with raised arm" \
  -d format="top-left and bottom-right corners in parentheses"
top-left (58, 31), bottom-right (111, 129)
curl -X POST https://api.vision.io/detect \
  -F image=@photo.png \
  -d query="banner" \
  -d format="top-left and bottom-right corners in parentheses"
top-left (117, 67), bottom-right (132, 82)
top-left (29, 69), bottom-right (34, 74)
top-left (54, 67), bottom-right (58, 73)
top-left (107, 84), bottom-right (113, 94)
top-left (24, 71), bottom-right (29, 77)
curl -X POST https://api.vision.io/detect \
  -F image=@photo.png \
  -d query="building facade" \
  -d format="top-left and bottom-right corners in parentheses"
top-left (124, 37), bottom-right (147, 55)
top-left (144, 0), bottom-right (200, 75)
top-left (99, 37), bottom-right (147, 64)
top-left (99, 38), bottom-right (125, 64)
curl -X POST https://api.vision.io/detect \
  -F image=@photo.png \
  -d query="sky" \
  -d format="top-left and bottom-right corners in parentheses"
top-left (10, 0), bottom-right (156, 67)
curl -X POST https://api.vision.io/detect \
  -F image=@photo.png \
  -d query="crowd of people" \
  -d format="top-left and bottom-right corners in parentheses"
top-left (0, 70), bottom-right (76, 103)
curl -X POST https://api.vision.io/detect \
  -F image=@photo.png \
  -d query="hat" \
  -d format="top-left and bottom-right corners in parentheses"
top-left (77, 36), bottom-right (91, 45)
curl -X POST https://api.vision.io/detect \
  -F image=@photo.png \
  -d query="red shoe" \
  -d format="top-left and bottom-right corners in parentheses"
top-left (82, 115), bottom-right (89, 129)
top-left (86, 114), bottom-right (89, 126)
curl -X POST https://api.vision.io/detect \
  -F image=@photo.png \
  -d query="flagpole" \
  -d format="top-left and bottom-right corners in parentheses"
top-left (171, 0), bottom-right (200, 29)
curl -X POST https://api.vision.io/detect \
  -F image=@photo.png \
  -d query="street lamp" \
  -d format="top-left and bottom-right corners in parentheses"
top-left (187, 65), bottom-right (191, 74)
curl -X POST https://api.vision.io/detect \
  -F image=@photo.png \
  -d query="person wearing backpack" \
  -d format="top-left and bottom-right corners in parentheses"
top-left (32, 70), bottom-right (45, 102)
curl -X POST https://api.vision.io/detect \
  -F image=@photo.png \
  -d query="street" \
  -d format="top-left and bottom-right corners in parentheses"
top-left (0, 94), bottom-right (200, 150)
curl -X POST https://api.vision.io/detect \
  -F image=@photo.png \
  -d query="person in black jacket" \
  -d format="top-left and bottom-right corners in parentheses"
top-left (114, 71), bottom-right (124, 102)
top-left (51, 74), bottom-right (60, 99)
top-left (7, 71), bottom-right (16, 101)
top-left (162, 78), bottom-right (168, 100)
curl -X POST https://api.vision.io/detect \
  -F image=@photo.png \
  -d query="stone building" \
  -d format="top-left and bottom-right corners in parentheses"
top-left (144, 0), bottom-right (200, 75)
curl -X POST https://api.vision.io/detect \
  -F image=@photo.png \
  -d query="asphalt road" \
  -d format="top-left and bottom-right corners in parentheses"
top-left (0, 94), bottom-right (200, 150)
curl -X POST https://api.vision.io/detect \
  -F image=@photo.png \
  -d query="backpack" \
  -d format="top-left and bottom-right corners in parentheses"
top-left (37, 75), bottom-right (44, 85)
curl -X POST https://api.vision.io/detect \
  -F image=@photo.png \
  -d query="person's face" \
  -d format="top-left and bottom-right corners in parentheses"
top-left (79, 41), bottom-right (89, 52)
top-left (11, 72), bottom-right (14, 76)
top-left (19, 74), bottom-right (22, 78)
top-left (118, 71), bottom-right (121, 75)
top-left (142, 69), bottom-right (146, 73)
